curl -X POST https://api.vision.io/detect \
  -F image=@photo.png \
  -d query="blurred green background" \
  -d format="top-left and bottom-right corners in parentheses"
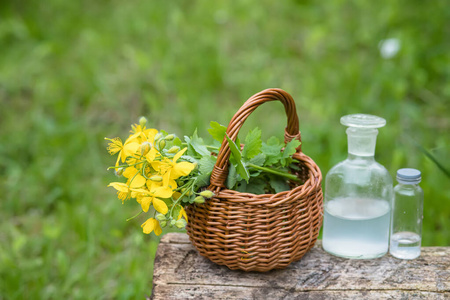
top-left (1, 0), bottom-right (449, 298)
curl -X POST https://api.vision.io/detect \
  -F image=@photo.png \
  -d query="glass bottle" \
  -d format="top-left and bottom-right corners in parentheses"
top-left (389, 168), bottom-right (424, 259)
top-left (322, 114), bottom-right (393, 259)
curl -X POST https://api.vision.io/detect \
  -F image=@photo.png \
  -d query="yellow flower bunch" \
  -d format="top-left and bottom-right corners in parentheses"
top-left (105, 117), bottom-right (199, 235)
top-left (106, 118), bottom-right (300, 236)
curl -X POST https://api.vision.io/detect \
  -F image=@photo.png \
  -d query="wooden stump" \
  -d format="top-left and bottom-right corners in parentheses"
top-left (151, 233), bottom-right (450, 299)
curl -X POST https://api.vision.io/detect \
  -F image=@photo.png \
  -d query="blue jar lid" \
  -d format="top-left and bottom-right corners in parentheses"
top-left (397, 168), bottom-right (421, 184)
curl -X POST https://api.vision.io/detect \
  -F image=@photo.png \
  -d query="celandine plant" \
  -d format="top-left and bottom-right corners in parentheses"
top-left (106, 117), bottom-right (302, 235)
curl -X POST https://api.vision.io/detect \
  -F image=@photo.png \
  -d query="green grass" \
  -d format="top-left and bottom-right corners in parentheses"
top-left (1, 0), bottom-right (449, 298)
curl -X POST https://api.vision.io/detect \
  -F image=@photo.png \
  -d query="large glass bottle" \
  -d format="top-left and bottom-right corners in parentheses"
top-left (322, 114), bottom-right (393, 259)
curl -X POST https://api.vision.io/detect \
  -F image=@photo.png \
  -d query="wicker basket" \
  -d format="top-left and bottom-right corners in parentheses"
top-left (186, 88), bottom-right (323, 272)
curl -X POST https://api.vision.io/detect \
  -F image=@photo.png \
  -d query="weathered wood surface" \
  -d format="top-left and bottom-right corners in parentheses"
top-left (152, 233), bottom-right (450, 299)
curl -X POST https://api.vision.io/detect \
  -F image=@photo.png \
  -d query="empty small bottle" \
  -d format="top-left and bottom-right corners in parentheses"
top-left (389, 168), bottom-right (424, 259)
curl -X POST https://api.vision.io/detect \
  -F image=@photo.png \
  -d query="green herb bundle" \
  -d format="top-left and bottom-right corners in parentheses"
top-left (186, 121), bottom-right (302, 194)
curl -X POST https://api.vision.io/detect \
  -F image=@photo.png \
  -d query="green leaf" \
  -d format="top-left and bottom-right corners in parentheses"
top-left (172, 137), bottom-right (182, 147)
top-left (245, 178), bottom-right (266, 194)
top-left (225, 134), bottom-right (250, 182)
top-left (267, 136), bottom-right (282, 146)
top-left (161, 197), bottom-right (174, 206)
top-left (249, 153), bottom-right (266, 167)
top-left (269, 175), bottom-right (290, 193)
top-left (195, 172), bottom-right (211, 190)
top-left (208, 121), bottom-right (227, 142)
top-left (226, 133), bottom-right (242, 161)
top-left (248, 153), bottom-right (265, 178)
top-left (184, 136), bottom-right (197, 157)
top-left (199, 155), bottom-right (216, 175)
top-left (179, 155), bottom-right (198, 164)
top-left (283, 139), bottom-right (301, 158)
top-left (280, 139), bottom-right (301, 166)
top-left (262, 138), bottom-right (283, 166)
top-left (184, 129), bottom-right (210, 158)
top-left (262, 137), bottom-right (283, 160)
top-left (289, 160), bottom-right (302, 171)
top-left (171, 204), bottom-right (182, 220)
top-left (235, 180), bottom-right (247, 192)
top-left (226, 163), bottom-right (238, 189)
top-left (242, 127), bottom-right (262, 160)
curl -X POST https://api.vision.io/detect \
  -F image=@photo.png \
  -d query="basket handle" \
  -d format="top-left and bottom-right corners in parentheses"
top-left (208, 88), bottom-right (302, 190)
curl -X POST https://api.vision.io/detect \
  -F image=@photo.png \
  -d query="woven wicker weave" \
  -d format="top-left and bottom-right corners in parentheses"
top-left (186, 88), bottom-right (323, 272)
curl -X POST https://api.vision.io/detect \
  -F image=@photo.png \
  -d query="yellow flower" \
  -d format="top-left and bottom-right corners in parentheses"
top-left (177, 206), bottom-right (188, 222)
top-left (151, 148), bottom-right (195, 187)
top-left (125, 157), bottom-right (144, 170)
top-left (132, 186), bottom-right (172, 213)
top-left (128, 125), bottom-right (159, 145)
top-left (145, 147), bottom-right (159, 163)
top-left (141, 218), bottom-right (162, 235)
top-left (105, 137), bottom-right (140, 167)
top-left (146, 178), bottom-right (177, 192)
top-left (123, 167), bottom-right (146, 188)
top-left (108, 182), bottom-right (130, 203)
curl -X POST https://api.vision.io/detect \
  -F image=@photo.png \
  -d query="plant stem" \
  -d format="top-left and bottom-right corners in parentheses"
top-left (107, 161), bottom-right (144, 169)
top-left (206, 145), bottom-right (220, 150)
top-left (181, 142), bottom-right (219, 151)
top-left (126, 210), bottom-right (143, 221)
top-left (247, 163), bottom-right (302, 182)
top-left (168, 178), bottom-right (196, 217)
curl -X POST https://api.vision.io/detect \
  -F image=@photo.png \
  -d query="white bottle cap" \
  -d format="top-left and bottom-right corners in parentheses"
top-left (397, 168), bottom-right (421, 184)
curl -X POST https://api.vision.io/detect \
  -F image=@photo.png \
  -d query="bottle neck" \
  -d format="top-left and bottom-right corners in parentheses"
top-left (346, 128), bottom-right (378, 158)
top-left (397, 181), bottom-right (421, 186)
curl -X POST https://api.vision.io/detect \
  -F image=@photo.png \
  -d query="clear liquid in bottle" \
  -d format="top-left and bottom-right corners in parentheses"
top-left (323, 197), bottom-right (390, 259)
top-left (390, 231), bottom-right (421, 259)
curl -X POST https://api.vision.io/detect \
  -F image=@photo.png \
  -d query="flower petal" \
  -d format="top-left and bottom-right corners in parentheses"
top-left (152, 198), bottom-right (169, 214)
top-left (167, 179), bottom-right (177, 190)
top-left (123, 142), bottom-right (140, 157)
top-left (171, 162), bottom-right (195, 178)
top-left (172, 192), bottom-right (182, 200)
top-left (177, 207), bottom-right (188, 222)
top-left (114, 155), bottom-right (121, 168)
top-left (129, 174), bottom-right (146, 188)
top-left (125, 132), bottom-right (141, 144)
top-left (162, 171), bottom-right (171, 188)
top-left (108, 182), bottom-right (129, 193)
top-left (151, 160), bottom-right (168, 173)
top-left (173, 147), bottom-right (187, 162)
top-left (141, 218), bottom-right (156, 234)
top-left (145, 129), bottom-right (158, 143)
top-left (130, 188), bottom-right (148, 194)
top-left (146, 147), bottom-right (158, 162)
top-left (154, 220), bottom-right (162, 236)
top-left (154, 186), bottom-right (173, 198)
top-left (138, 197), bottom-right (152, 212)
top-left (123, 167), bottom-right (138, 179)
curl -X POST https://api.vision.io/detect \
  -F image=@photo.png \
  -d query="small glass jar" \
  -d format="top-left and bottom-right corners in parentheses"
top-left (389, 168), bottom-right (424, 259)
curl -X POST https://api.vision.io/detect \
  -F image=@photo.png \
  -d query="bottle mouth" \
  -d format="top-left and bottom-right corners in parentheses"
top-left (346, 127), bottom-right (378, 136)
top-left (341, 114), bottom-right (386, 129)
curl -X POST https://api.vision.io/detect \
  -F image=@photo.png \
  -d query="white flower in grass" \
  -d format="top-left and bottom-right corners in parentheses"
top-left (379, 38), bottom-right (401, 59)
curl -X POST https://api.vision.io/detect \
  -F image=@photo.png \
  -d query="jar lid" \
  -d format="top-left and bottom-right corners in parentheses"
top-left (397, 168), bottom-right (421, 184)
top-left (340, 114), bottom-right (386, 128)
